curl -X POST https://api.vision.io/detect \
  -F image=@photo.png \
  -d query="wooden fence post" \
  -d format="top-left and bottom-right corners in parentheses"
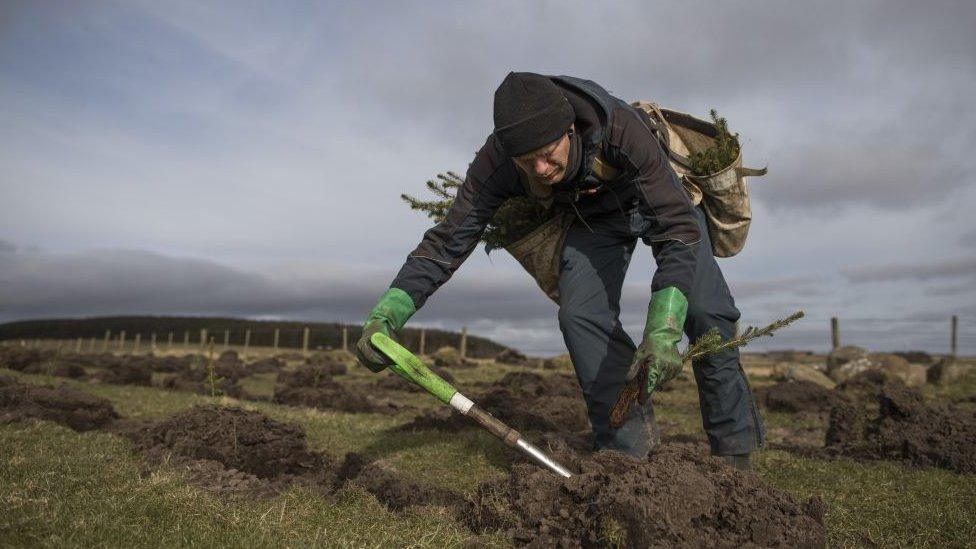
top-left (183, 331), bottom-right (190, 350)
top-left (830, 317), bottom-right (840, 350)
top-left (167, 332), bottom-right (174, 351)
top-left (419, 328), bottom-right (426, 356)
top-left (103, 330), bottom-right (111, 352)
top-left (243, 329), bottom-right (251, 359)
top-left (133, 333), bottom-right (141, 354)
top-left (951, 315), bottom-right (958, 358)
top-left (460, 326), bottom-right (468, 359)
top-left (302, 327), bottom-right (310, 357)
top-left (273, 328), bottom-right (280, 353)
top-left (88, 337), bottom-right (96, 353)
top-left (200, 329), bottom-right (208, 351)
top-left (223, 329), bottom-right (230, 351)
top-left (150, 332), bottom-right (157, 352)
top-left (342, 327), bottom-right (348, 352)
top-left (119, 330), bottom-right (126, 352)
top-left (75, 337), bottom-right (82, 353)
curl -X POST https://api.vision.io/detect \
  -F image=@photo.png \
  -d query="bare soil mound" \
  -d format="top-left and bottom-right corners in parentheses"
top-left (276, 364), bottom-right (342, 388)
top-left (23, 358), bottom-right (88, 379)
top-left (274, 384), bottom-right (402, 414)
top-left (496, 348), bottom-right (529, 366)
top-left (0, 375), bottom-right (118, 431)
top-left (160, 370), bottom-right (245, 399)
top-left (757, 380), bottom-right (845, 414)
top-left (431, 347), bottom-right (477, 368)
top-left (475, 373), bottom-right (589, 433)
top-left (273, 370), bottom-right (402, 414)
top-left (124, 405), bottom-right (328, 479)
top-left (306, 353), bottom-right (349, 375)
top-left (0, 346), bottom-right (54, 371)
top-left (248, 357), bottom-right (284, 373)
top-left (92, 361), bottom-right (153, 386)
top-left (826, 384), bottom-right (976, 473)
top-left (147, 355), bottom-right (195, 373)
top-left (469, 442), bottom-right (825, 548)
top-left (373, 366), bottom-right (455, 393)
top-left (399, 372), bottom-right (589, 434)
top-left (834, 369), bottom-right (905, 404)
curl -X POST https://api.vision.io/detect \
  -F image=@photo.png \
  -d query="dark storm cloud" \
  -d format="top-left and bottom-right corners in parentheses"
top-left (842, 257), bottom-right (976, 283)
top-left (0, 245), bottom-right (555, 325)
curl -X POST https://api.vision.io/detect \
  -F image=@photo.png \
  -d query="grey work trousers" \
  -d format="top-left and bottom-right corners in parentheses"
top-left (557, 204), bottom-right (765, 457)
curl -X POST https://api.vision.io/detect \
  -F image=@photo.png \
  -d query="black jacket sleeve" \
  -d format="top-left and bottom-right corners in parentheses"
top-left (605, 106), bottom-right (702, 296)
top-left (390, 137), bottom-right (520, 309)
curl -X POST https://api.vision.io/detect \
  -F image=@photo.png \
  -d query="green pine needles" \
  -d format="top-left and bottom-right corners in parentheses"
top-left (401, 172), bottom-right (553, 251)
top-left (683, 310), bottom-right (805, 364)
top-left (688, 109), bottom-right (741, 176)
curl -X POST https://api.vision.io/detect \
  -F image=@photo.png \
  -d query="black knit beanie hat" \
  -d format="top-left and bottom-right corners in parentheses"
top-left (493, 72), bottom-right (575, 156)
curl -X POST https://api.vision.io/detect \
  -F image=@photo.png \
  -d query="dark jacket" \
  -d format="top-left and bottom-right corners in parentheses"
top-left (391, 75), bottom-right (701, 309)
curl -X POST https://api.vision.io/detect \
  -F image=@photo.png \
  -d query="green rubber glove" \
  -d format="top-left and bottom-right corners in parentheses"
top-left (356, 288), bottom-right (416, 373)
top-left (627, 286), bottom-right (688, 403)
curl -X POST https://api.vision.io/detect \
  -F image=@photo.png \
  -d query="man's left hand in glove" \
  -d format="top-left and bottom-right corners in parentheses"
top-left (610, 286), bottom-right (687, 427)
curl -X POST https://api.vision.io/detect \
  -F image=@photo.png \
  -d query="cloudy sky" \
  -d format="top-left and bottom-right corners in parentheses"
top-left (1, 0), bottom-right (974, 355)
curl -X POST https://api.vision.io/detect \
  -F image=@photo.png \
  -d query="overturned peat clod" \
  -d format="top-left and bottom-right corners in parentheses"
top-left (0, 375), bottom-right (118, 431)
top-left (123, 405), bottom-right (329, 479)
top-left (826, 384), bottom-right (976, 473)
top-left (757, 380), bottom-right (846, 415)
top-left (469, 442), bottom-right (826, 548)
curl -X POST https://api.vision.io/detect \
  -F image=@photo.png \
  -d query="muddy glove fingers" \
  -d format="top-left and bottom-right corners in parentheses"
top-left (355, 288), bottom-right (416, 373)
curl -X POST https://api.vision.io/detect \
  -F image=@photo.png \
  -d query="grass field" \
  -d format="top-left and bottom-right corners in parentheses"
top-left (2, 356), bottom-right (975, 547)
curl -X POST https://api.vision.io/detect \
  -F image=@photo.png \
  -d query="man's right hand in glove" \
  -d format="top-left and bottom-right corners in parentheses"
top-left (355, 288), bottom-right (416, 373)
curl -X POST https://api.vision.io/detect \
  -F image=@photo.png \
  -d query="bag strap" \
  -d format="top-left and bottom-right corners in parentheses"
top-left (735, 166), bottom-right (768, 178)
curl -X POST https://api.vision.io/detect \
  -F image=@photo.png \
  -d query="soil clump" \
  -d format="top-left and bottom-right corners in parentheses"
top-left (373, 366), bottom-right (455, 393)
top-left (469, 442), bottom-right (825, 548)
top-left (0, 375), bottom-right (118, 431)
top-left (825, 383), bottom-right (976, 473)
top-left (124, 405), bottom-right (331, 479)
top-left (92, 360), bottom-right (153, 386)
top-left (247, 357), bottom-right (284, 373)
top-left (306, 351), bottom-right (351, 375)
top-left (273, 369), bottom-right (402, 414)
top-left (159, 368), bottom-right (245, 398)
top-left (23, 357), bottom-right (88, 379)
top-left (432, 346), bottom-right (477, 368)
top-left (399, 372), bottom-right (589, 434)
top-left (496, 348), bottom-right (529, 366)
top-left (834, 370), bottom-right (905, 404)
top-left (0, 346), bottom-right (54, 371)
top-left (757, 380), bottom-right (845, 415)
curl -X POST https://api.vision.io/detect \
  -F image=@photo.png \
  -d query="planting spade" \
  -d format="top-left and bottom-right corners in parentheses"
top-left (370, 332), bottom-right (574, 478)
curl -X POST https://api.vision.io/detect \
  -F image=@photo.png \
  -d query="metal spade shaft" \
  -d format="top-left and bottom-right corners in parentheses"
top-left (370, 332), bottom-right (573, 478)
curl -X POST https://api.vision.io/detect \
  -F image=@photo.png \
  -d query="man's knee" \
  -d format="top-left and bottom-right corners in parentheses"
top-left (685, 293), bottom-right (739, 340)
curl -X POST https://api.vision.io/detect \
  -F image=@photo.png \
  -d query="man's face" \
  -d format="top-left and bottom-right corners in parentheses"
top-left (512, 127), bottom-right (573, 185)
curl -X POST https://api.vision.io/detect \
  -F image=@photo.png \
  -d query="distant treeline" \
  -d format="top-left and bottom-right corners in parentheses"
top-left (0, 316), bottom-right (510, 359)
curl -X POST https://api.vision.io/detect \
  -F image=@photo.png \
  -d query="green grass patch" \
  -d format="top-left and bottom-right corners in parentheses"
top-left (2, 365), bottom-right (975, 546)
